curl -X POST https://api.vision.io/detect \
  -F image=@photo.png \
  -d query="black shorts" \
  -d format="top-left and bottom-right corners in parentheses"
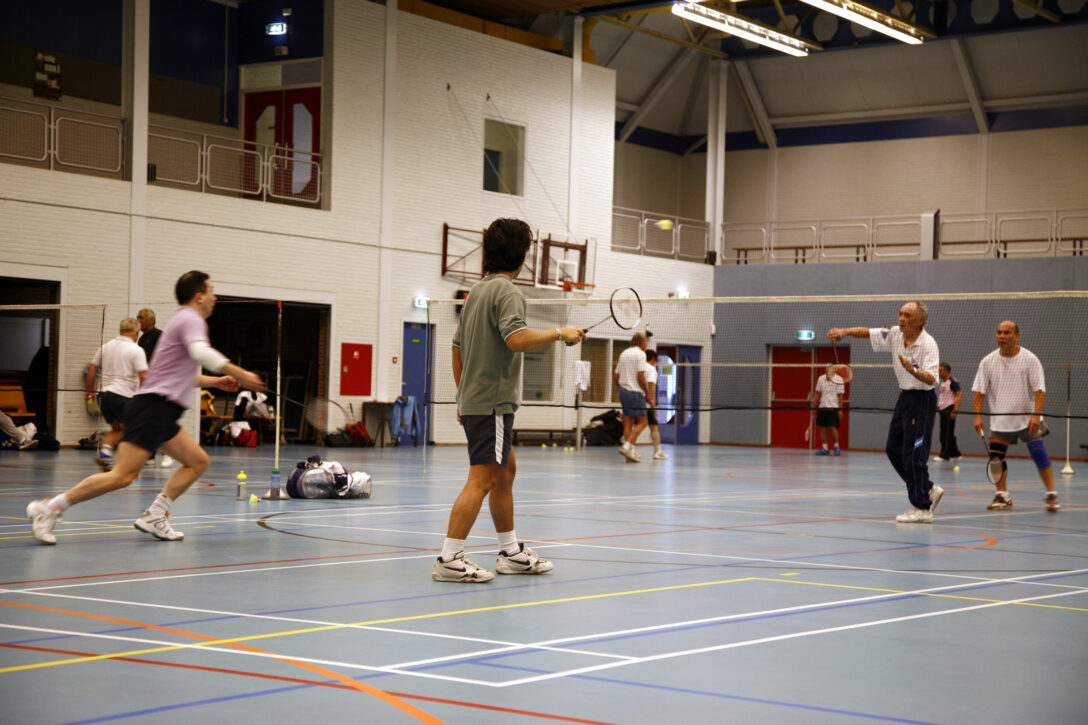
top-left (461, 412), bottom-right (513, 468)
top-left (98, 391), bottom-right (130, 425)
top-left (121, 394), bottom-right (185, 454)
top-left (816, 408), bottom-right (840, 428)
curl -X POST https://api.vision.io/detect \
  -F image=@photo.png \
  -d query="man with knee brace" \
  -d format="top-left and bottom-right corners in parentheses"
top-left (972, 320), bottom-right (1059, 512)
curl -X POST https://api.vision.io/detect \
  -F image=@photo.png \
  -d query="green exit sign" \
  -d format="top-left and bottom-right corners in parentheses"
top-left (796, 330), bottom-right (815, 341)
top-left (266, 22), bottom-right (287, 35)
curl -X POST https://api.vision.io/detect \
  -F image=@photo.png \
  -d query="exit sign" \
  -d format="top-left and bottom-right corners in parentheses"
top-left (266, 22), bottom-right (287, 35)
top-left (796, 330), bottom-right (815, 341)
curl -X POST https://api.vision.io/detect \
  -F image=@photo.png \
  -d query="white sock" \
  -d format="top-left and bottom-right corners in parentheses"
top-left (47, 494), bottom-right (71, 513)
top-left (822, 444), bottom-right (829, 451)
top-left (622, 441), bottom-right (632, 450)
top-left (440, 537), bottom-right (465, 562)
top-left (497, 530), bottom-right (519, 556)
top-left (147, 493), bottom-right (173, 518)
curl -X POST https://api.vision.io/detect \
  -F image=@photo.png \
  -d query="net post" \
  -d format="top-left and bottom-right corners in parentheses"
top-left (575, 391), bottom-right (582, 450)
top-left (264, 300), bottom-right (288, 499)
top-left (1061, 362), bottom-right (1074, 475)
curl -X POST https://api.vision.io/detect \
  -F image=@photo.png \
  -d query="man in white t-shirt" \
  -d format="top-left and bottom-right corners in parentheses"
top-left (613, 332), bottom-right (650, 462)
top-left (828, 300), bottom-right (944, 524)
top-left (812, 363), bottom-right (844, 456)
top-left (644, 349), bottom-right (667, 460)
top-left (84, 318), bottom-right (148, 470)
top-left (972, 320), bottom-right (1059, 512)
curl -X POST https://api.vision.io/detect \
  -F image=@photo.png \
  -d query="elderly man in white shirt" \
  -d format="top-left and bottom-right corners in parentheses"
top-left (828, 300), bottom-right (944, 524)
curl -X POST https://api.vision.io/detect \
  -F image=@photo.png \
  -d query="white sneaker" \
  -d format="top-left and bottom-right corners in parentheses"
top-left (619, 446), bottom-right (640, 462)
top-left (432, 552), bottom-right (494, 582)
top-left (134, 510), bottom-right (184, 541)
top-left (496, 544), bottom-right (554, 575)
top-left (159, 454), bottom-right (176, 468)
top-left (653, 450), bottom-right (669, 460)
top-left (929, 484), bottom-right (944, 513)
top-left (895, 508), bottom-right (933, 524)
top-left (26, 499), bottom-right (60, 545)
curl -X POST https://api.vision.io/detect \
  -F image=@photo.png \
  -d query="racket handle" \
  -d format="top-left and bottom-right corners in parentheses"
top-left (564, 329), bottom-right (589, 346)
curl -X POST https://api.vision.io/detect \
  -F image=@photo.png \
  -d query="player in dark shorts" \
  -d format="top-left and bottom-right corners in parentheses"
top-left (433, 218), bottom-right (585, 582)
top-left (26, 271), bottom-right (263, 545)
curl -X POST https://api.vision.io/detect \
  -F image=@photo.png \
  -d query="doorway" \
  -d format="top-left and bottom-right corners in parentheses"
top-left (243, 86), bottom-right (321, 203)
top-left (769, 346), bottom-right (850, 449)
top-left (654, 344), bottom-right (701, 445)
top-left (401, 322), bottom-right (433, 445)
top-left (206, 298), bottom-right (329, 442)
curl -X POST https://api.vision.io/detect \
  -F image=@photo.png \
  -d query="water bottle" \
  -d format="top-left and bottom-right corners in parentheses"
top-left (235, 470), bottom-right (247, 500)
top-left (270, 467), bottom-right (282, 498)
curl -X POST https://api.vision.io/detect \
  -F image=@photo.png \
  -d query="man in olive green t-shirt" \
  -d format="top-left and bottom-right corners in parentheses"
top-left (433, 218), bottom-right (586, 583)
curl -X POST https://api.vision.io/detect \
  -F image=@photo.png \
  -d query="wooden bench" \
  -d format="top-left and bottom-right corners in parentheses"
top-left (513, 428), bottom-right (577, 445)
top-left (0, 387), bottom-right (35, 421)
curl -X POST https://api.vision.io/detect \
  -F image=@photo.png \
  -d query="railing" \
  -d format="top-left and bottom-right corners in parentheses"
top-left (720, 208), bottom-right (1088, 264)
top-left (0, 97), bottom-right (322, 205)
top-left (0, 96), bottom-right (124, 178)
top-left (149, 124), bottom-right (322, 205)
top-left (611, 207), bottom-right (710, 262)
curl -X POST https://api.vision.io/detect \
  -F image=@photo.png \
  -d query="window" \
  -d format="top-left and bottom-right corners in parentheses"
top-left (522, 344), bottom-right (555, 402)
top-left (580, 338), bottom-right (612, 403)
top-left (483, 119), bottom-right (524, 196)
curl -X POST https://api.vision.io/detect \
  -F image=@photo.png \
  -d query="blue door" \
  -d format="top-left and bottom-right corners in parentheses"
top-left (676, 345), bottom-right (701, 445)
top-left (401, 322), bottom-right (433, 444)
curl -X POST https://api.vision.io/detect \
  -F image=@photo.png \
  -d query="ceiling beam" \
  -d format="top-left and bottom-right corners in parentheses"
top-left (596, 15), bottom-right (728, 59)
top-left (619, 48), bottom-right (699, 142)
top-left (950, 39), bottom-right (988, 134)
top-left (1009, 0), bottom-right (1062, 23)
top-left (679, 54), bottom-right (710, 136)
top-left (734, 60), bottom-right (777, 149)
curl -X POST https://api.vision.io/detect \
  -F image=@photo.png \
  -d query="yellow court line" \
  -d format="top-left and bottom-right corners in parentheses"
top-left (0, 528), bottom-right (136, 542)
top-left (0, 577), bottom-right (757, 674)
top-left (759, 577), bottom-right (1088, 613)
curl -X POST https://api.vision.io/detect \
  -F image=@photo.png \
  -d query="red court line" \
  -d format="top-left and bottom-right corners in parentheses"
top-left (0, 600), bottom-right (444, 725)
top-left (0, 643), bottom-right (617, 725)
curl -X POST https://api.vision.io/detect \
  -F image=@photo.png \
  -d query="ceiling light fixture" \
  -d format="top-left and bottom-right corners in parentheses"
top-left (671, 2), bottom-right (814, 58)
top-left (798, 0), bottom-right (932, 45)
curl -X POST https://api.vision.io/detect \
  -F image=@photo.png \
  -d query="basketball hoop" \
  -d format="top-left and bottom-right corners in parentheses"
top-left (562, 282), bottom-right (595, 295)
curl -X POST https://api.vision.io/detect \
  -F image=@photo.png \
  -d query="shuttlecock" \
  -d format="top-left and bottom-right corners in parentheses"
top-left (249, 494), bottom-right (259, 502)
top-left (954, 466), bottom-right (960, 472)
top-left (655, 219), bottom-right (673, 231)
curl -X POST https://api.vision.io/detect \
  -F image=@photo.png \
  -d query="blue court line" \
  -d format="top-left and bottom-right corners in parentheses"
top-left (470, 661), bottom-right (942, 725)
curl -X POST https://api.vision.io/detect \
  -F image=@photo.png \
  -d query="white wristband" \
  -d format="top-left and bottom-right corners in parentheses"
top-left (555, 328), bottom-right (562, 343)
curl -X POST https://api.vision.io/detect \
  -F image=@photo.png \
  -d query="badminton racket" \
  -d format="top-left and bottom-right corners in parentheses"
top-left (979, 429), bottom-right (1003, 486)
top-left (569, 287), bottom-right (642, 345)
top-left (303, 396), bottom-right (354, 436)
top-left (830, 340), bottom-right (853, 384)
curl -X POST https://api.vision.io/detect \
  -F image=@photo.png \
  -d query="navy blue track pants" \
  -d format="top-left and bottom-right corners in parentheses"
top-left (886, 389), bottom-right (938, 510)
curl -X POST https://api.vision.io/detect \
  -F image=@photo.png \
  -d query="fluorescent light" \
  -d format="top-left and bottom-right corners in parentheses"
top-left (799, 0), bottom-right (929, 45)
top-left (671, 2), bottom-right (812, 58)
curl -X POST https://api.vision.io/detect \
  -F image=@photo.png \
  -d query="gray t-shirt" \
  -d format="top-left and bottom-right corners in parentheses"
top-left (452, 275), bottom-right (528, 415)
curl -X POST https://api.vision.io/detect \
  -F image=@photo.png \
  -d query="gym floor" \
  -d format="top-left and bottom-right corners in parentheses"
top-left (1, 443), bottom-right (1085, 724)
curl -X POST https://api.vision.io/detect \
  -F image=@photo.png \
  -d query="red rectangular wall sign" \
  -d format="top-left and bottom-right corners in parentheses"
top-left (340, 343), bottom-right (372, 396)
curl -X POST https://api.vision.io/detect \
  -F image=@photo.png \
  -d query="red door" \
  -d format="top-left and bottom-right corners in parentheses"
top-left (243, 87), bottom-right (321, 202)
top-left (770, 346), bottom-right (850, 449)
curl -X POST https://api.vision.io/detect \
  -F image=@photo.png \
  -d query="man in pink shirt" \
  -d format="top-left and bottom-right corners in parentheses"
top-left (26, 271), bottom-right (263, 544)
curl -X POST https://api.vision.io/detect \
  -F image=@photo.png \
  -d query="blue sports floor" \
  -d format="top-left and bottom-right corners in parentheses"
top-left (1, 443), bottom-right (1086, 724)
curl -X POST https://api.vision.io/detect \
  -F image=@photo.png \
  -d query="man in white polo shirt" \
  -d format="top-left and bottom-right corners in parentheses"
top-left (613, 332), bottom-right (650, 462)
top-left (828, 300), bottom-right (944, 524)
top-left (84, 317), bottom-right (148, 470)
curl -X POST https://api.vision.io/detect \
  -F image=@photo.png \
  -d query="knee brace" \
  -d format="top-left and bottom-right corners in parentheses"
top-left (1027, 438), bottom-right (1052, 470)
top-left (989, 440), bottom-right (1009, 472)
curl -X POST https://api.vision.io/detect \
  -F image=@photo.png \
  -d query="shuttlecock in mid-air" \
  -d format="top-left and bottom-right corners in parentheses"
top-left (655, 219), bottom-right (673, 231)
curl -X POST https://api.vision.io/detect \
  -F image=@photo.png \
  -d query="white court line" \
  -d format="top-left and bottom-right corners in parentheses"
top-left (3, 545), bottom-right (572, 593)
top-left (493, 586), bottom-right (1088, 687)
top-left (0, 587), bottom-right (630, 662)
top-left (5, 569), bottom-right (1084, 688)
